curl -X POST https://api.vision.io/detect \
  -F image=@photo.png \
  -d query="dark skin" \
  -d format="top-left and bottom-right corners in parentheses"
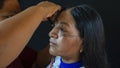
top-left (0, 1), bottom-right (60, 67)
top-left (0, 0), bottom-right (20, 21)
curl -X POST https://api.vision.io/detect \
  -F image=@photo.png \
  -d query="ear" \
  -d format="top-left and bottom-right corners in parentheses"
top-left (79, 39), bottom-right (84, 53)
top-left (80, 46), bottom-right (83, 53)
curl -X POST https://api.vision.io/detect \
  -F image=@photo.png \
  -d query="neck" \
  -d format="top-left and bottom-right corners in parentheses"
top-left (61, 54), bottom-right (80, 63)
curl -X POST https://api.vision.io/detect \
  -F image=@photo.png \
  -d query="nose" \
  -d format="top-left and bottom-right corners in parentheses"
top-left (49, 28), bottom-right (58, 39)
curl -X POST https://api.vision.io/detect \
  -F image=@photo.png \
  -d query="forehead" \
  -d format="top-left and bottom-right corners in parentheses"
top-left (56, 9), bottom-right (75, 24)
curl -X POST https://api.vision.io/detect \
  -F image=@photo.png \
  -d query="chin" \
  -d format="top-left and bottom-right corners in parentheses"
top-left (49, 50), bottom-right (59, 57)
top-left (49, 51), bottom-right (56, 56)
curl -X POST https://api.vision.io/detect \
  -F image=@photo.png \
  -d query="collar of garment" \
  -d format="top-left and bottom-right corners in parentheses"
top-left (60, 58), bottom-right (83, 68)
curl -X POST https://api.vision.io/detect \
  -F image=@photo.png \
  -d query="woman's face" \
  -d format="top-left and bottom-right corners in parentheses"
top-left (49, 9), bottom-right (83, 58)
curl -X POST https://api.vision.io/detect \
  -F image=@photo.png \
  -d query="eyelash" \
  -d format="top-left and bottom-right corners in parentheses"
top-left (51, 23), bottom-right (67, 32)
top-left (59, 26), bottom-right (68, 33)
top-left (59, 27), bottom-right (64, 31)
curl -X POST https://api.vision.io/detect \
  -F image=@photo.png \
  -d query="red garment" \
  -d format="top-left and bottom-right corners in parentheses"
top-left (7, 46), bottom-right (37, 68)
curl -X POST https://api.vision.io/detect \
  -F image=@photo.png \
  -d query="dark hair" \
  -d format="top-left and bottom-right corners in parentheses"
top-left (0, 0), bottom-right (5, 9)
top-left (70, 5), bottom-right (109, 68)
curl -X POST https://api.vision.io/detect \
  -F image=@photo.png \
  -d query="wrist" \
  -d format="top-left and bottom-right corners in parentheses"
top-left (35, 5), bottom-right (47, 20)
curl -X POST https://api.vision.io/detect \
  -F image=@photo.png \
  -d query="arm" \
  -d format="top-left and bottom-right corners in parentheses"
top-left (0, 1), bottom-right (60, 67)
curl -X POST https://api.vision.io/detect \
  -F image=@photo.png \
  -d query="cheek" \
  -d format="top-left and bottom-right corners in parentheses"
top-left (57, 37), bottom-right (69, 45)
top-left (61, 38), bottom-right (81, 51)
top-left (57, 38), bottom-right (81, 56)
top-left (58, 37), bottom-right (80, 45)
top-left (54, 37), bottom-right (69, 53)
top-left (57, 38), bottom-right (76, 50)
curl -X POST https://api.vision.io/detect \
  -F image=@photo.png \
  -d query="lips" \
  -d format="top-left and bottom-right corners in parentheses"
top-left (49, 39), bottom-right (56, 46)
top-left (49, 42), bottom-right (56, 46)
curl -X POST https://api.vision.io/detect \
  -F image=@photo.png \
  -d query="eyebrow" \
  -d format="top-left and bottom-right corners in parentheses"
top-left (59, 21), bottom-right (69, 27)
